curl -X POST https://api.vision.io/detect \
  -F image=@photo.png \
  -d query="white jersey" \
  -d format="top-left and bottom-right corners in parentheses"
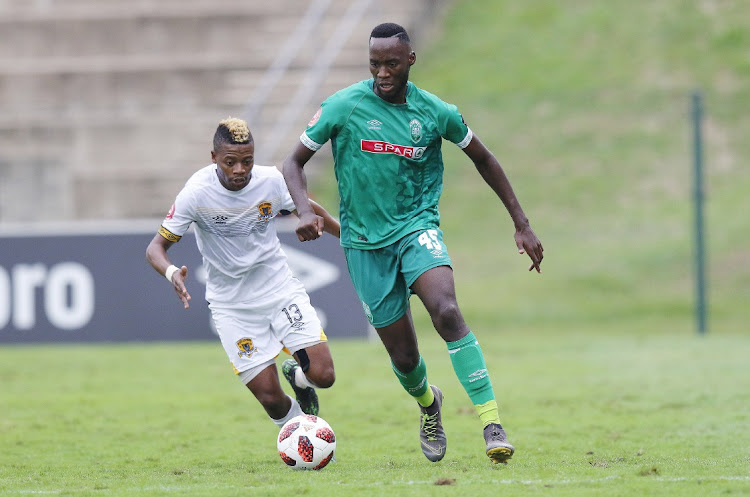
top-left (159, 164), bottom-right (297, 304)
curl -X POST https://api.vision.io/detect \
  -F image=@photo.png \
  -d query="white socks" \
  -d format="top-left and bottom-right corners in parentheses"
top-left (270, 395), bottom-right (304, 427)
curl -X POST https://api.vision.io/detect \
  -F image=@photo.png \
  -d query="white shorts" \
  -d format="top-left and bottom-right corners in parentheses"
top-left (208, 277), bottom-right (327, 381)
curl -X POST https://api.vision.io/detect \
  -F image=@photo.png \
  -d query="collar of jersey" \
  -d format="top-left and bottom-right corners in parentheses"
top-left (367, 79), bottom-right (413, 106)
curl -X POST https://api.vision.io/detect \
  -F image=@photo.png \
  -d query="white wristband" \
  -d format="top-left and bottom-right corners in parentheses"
top-left (165, 265), bottom-right (180, 283)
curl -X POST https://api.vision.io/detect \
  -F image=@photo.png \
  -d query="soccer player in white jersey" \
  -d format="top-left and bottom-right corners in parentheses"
top-left (284, 23), bottom-right (543, 464)
top-left (146, 117), bottom-right (340, 429)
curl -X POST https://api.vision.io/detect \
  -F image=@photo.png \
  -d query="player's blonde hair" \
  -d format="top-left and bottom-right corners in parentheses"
top-left (213, 117), bottom-right (253, 150)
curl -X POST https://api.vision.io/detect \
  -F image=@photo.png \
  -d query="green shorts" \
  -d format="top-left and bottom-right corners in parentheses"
top-left (343, 228), bottom-right (452, 328)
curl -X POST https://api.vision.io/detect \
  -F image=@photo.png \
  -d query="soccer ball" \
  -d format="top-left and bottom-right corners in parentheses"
top-left (277, 414), bottom-right (336, 470)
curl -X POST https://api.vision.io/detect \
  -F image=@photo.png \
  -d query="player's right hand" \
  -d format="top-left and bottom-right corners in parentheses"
top-left (296, 212), bottom-right (324, 242)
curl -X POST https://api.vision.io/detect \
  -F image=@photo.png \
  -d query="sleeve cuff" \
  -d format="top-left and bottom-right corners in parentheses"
top-left (300, 132), bottom-right (324, 151)
top-left (456, 127), bottom-right (474, 149)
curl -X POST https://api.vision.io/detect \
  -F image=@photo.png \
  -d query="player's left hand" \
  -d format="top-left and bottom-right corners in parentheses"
top-left (514, 225), bottom-right (544, 273)
top-left (296, 211), bottom-right (324, 242)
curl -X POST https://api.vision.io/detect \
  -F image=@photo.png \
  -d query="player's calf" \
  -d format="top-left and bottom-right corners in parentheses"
top-left (295, 345), bottom-right (336, 388)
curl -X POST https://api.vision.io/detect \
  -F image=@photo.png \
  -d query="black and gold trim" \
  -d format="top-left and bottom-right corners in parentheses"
top-left (158, 226), bottom-right (182, 243)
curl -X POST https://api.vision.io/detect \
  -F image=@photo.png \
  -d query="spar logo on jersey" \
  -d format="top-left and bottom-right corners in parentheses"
top-left (361, 140), bottom-right (426, 159)
top-left (409, 119), bottom-right (422, 143)
top-left (258, 201), bottom-right (273, 221)
top-left (165, 204), bottom-right (175, 220)
top-left (236, 338), bottom-right (257, 358)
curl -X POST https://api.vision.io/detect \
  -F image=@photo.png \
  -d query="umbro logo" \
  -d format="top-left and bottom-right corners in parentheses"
top-left (468, 368), bottom-right (488, 383)
top-left (366, 119), bottom-right (382, 130)
top-left (213, 215), bottom-right (228, 224)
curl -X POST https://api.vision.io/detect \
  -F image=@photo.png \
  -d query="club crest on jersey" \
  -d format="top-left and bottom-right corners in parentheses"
top-left (258, 201), bottom-right (273, 221)
top-left (409, 119), bottom-right (422, 143)
top-left (236, 338), bottom-right (257, 358)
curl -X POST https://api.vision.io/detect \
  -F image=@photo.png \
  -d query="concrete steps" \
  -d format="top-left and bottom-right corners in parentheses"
top-left (0, 0), bottom-right (445, 222)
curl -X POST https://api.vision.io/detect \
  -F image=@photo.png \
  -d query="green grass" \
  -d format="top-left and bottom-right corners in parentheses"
top-left (3, 0), bottom-right (750, 495)
top-left (315, 0), bottom-right (750, 334)
top-left (1, 330), bottom-right (749, 496)
top-left (410, 0), bottom-right (750, 336)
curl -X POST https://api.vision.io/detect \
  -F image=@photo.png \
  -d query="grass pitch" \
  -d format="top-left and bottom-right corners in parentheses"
top-left (1, 328), bottom-right (749, 496)
top-left (2, 0), bottom-right (749, 495)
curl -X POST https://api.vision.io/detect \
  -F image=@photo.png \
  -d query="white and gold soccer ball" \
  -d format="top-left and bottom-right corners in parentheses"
top-left (277, 414), bottom-right (336, 470)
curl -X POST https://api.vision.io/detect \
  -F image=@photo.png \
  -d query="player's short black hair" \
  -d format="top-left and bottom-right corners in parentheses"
top-left (213, 117), bottom-right (253, 150)
top-left (370, 22), bottom-right (410, 43)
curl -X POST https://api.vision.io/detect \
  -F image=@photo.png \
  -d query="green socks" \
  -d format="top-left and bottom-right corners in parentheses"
top-left (392, 355), bottom-right (434, 407)
top-left (448, 331), bottom-right (501, 426)
top-left (476, 399), bottom-right (501, 428)
top-left (391, 332), bottom-right (502, 423)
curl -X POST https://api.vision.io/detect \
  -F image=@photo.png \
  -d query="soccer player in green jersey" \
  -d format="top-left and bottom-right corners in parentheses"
top-left (283, 22), bottom-right (543, 464)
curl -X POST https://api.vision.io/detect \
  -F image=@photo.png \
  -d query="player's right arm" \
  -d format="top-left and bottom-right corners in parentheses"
top-left (145, 233), bottom-right (191, 309)
top-left (283, 141), bottom-right (321, 242)
top-left (285, 89), bottom-right (352, 241)
top-left (309, 199), bottom-right (341, 239)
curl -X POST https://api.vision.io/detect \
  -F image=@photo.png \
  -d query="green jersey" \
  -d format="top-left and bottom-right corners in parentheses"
top-left (301, 79), bottom-right (473, 249)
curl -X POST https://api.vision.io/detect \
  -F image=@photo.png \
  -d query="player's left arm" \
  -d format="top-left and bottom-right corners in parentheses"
top-left (462, 134), bottom-right (544, 273)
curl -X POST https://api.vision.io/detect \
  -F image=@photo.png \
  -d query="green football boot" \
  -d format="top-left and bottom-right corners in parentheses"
top-left (281, 358), bottom-right (319, 416)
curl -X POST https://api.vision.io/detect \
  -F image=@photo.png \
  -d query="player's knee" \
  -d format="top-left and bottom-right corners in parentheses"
top-left (431, 301), bottom-right (463, 332)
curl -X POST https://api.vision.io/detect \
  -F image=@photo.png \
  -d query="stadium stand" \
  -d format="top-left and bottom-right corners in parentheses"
top-left (0, 0), bottom-right (444, 222)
